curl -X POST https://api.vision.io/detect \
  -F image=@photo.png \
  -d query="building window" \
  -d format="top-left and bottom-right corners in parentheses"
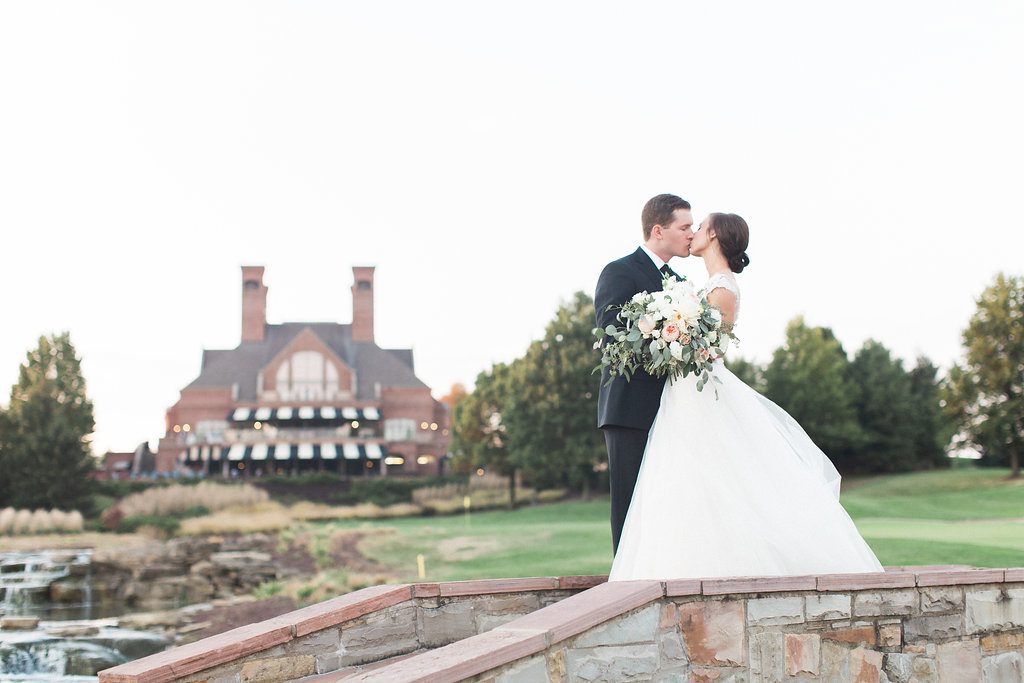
top-left (384, 418), bottom-right (417, 441)
top-left (276, 351), bottom-right (341, 401)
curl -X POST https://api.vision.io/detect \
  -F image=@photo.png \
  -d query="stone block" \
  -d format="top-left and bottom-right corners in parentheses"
top-left (547, 647), bottom-right (566, 682)
top-left (981, 651), bottom-right (1024, 683)
top-left (749, 631), bottom-right (784, 682)
top-left (822, 625), bottom-right (876, 646)
top-left (911, 654), bottom-right (938, 681)
top-left (850, 647), bottom-right (884, 682)
top-left (565, 643), bottom-right (659, 682)
top-left (658, 628), bottom-right (687, 663)
top-left (482, 593), bottom-right (542, 616)
top-left (495, 655), bottom-right (550, 683)
top-left (652, 672), bottom-right (687, 683)
top-left (920, 586), bottom-right (963, 614)
top-left (574, 603), bottom-right (659, 648)
top-left (1, 616), bottom-right (40, 630)
top-left (806, 593), bottom-right (852, 621)
top-left (746, 596), bottom-right (803, 626)
top-left (678, 599), bottom-right (746, 666)
top-left (660, 602), bottom-right (678, 629)
top-left (419, 599), bottom-right (478, 647)
top-left (283, 627), bottom-right (340, 656)
top-left (689, 668), bottom-right (747, 682)
top-left (820, 641), bottom-right (851, 681)
top-left (478, 613), bottom-right (523, 632)
top-left (878, 623), bottom-right (902, 649)
top-left (338, 602), bottom-right (418, 665)
top-left (903, 614), bottom-right (962, 642)
top-left (853, 589), bottom-right (917, 617)
top-left (785, 633), bottom-right (820, 676)
top-left (882, 653), bottom-right (914, 683)
top-left (936, 639), bottom-right (981, 681)
top-left (239, 655), bottom-right (315, 683)
top-left (967, 589), bottom-right (1024, 634)
top-left (314, 652), bottom-right (341, 674)
top-left (982, 632), bottom-right (1024, 653)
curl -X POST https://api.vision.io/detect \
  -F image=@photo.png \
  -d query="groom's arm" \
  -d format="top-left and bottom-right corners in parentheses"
top-left (595, 262), bottom-right (635, 333)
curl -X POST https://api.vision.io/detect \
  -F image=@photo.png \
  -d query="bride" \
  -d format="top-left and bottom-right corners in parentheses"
top-left (609, 212), bottom-right (883, 580)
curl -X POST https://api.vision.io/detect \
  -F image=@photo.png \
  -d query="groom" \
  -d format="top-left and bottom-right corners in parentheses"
top-left (596, 194), bottom-right (694, 553)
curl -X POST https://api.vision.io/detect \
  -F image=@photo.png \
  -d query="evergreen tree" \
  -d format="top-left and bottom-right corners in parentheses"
top-left (0, 333), bottom-right (96, 509)
top-left (849, 340), bottom-right (916, 472)
top-left (907, 357), bottom-right (949, 469)
top-left (764, 317), bottom-right (865, 473)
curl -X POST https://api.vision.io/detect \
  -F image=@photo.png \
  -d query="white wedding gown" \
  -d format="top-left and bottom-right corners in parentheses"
top-left (609, 272), bottom-right (883, 580)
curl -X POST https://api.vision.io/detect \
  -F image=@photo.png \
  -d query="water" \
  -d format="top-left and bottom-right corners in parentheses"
top-left (1, 552), bottom-right (169, 681)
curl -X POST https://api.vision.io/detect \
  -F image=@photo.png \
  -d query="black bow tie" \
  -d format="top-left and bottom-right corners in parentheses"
top-left (660, 264), bottom-right (674, 278)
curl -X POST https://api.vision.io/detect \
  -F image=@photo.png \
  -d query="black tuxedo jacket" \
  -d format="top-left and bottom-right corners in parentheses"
top-left (595, 247), bottom-right (679, 430)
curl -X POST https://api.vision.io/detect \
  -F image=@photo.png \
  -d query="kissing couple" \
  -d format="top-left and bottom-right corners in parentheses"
top-left (595, 194), bottom-right (882, 580)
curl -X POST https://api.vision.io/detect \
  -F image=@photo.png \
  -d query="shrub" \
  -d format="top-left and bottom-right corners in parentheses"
top-left (177, 502), bottom-right (292, 535)
top-left (117, 482), bottom-right (268, 517)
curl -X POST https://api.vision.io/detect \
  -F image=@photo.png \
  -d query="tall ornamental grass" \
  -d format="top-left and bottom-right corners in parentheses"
top-left (116, 482), bottom-right (269, 517)
top-left (0, 507), bottom-right (85, 535)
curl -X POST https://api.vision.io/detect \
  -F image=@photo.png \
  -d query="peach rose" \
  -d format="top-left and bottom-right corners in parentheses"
top-left (662, 323), bottom-right (681, 343)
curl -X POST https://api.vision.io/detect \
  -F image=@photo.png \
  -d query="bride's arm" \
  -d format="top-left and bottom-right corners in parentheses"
top-left (707, 288), bottom-right (738, 331)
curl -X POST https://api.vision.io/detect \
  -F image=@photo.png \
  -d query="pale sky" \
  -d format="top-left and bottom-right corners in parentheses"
top-left (1, 2), bottom-right (1022, 455)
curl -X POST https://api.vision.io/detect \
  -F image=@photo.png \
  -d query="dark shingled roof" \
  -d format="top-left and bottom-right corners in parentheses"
top-left (185, 323), bottom-right (426, 401)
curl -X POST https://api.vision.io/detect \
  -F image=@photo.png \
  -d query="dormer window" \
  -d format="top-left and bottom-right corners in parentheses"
top-left (275, 351), bottom-right (340, 400)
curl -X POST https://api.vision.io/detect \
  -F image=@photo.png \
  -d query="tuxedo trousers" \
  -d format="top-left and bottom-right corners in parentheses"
top-left (603, 425), bottom-right (651, 554)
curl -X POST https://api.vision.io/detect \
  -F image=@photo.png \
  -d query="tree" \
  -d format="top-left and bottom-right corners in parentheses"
top-left (943, 274), bottom-right (1024, 477)
top-left (450, 292), bottom-right (606, 500)
top-left (906, 357), bottom-right (950, 470)
top-left (450, 363), bottom-right (519, 506)
top-left (0, 333), bottom-right (97, 509)
top-left (848, 340), bottom-right (917, 472)
top-left (725, 356), bottom-right (765, 392)
top-left (763, 317), bottom-right (865, 473)
top-left (502, 292), bottom-right (605, 496)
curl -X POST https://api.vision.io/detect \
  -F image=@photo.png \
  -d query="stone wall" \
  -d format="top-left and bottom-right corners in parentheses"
top-left (462, 570), bottom-right (1024, 683)
top-left (99, 577), bottom-right (598, 683)
top-left (100, 569), bottom-right (1024, 683)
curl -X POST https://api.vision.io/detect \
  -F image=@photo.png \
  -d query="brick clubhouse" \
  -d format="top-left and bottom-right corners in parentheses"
top-left (158, 266), bottom-right (449, 477)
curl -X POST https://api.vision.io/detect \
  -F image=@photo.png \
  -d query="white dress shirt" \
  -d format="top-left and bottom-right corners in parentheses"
top-left (639, 244), bottom-right (667, 272)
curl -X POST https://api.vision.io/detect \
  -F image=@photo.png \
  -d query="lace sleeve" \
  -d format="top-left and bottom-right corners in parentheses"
top-left (702, 272), bottom-right (741, 323)
top-left (703, 273), bottom-right (739, 298)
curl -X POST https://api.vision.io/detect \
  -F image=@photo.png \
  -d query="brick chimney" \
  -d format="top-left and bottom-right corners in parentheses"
top-left (351, 266), bottom-right (375, 342)
top-left (241, 266), bottom-right (268, 343)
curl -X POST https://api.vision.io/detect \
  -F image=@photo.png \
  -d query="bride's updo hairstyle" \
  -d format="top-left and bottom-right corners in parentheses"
top-left (709, 213), bottom-right (750, 273)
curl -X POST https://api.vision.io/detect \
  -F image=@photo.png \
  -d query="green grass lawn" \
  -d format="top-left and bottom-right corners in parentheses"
top-left (325, 468), bottom-right (1024, 581)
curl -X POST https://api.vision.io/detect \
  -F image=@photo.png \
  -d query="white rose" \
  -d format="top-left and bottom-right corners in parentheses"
top-left (677, 296), bottom-right (700, 324)
top-left (708, 307), bottom-right (723, 324)
top-left (632, 290), bottom-right (649, 303)
top-left (708, 330), bottom-right (718, 344)
top-left (669, 340), bottom-right (683, 361)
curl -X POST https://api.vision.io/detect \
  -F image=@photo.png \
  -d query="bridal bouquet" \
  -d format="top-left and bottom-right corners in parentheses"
top-left (594, 275), bottom-right (735, 392)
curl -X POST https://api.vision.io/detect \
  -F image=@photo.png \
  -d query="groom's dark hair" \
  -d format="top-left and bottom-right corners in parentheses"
top-left (642, 194), bottom-right (691, 239)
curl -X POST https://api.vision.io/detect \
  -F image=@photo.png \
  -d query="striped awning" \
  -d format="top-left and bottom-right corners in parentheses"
top-left (229, 406), bottom-right (381, 423)
top-left (183, 443), bottom-right (386, 463)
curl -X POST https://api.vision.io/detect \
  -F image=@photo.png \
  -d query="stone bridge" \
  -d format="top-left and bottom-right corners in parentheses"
top-left (99, 566), bottom-right (1024, 682)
